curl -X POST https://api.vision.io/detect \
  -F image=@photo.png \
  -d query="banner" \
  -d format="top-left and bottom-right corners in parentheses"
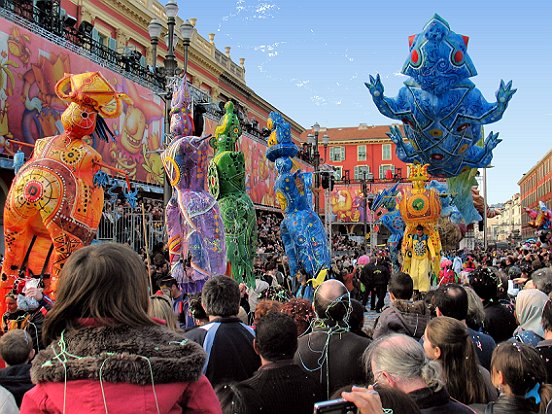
top-left (0, 18), bottom-right (165, 185)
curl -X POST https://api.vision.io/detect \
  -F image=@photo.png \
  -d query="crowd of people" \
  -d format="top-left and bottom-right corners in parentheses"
top-left (1, 239), bottom-right (552, 413)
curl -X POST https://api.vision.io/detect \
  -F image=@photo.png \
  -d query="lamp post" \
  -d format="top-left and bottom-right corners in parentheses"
top-left (149, 1), bottom-right (194, 206)
top-left (362, 171), bottom-right (368, 253)
top-left (312, 122), bottom-right (321, 215)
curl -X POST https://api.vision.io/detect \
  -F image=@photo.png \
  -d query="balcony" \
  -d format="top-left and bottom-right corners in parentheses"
top-left (0, 0), bottom-right (163, 90)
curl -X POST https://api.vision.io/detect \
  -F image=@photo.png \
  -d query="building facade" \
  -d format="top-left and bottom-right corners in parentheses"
top-left (299, 123), bottom-right (409, 183)
top-left (487, 193), bottom-right (522, 243)
top-left (518, 149), bottom-right (552, 239)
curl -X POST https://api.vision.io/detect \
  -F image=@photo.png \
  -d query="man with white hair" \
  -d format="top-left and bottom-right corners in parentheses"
top-left (366, 334), bottom-right (474, 413)
top-left (294, 279), bottom-right (371, 399)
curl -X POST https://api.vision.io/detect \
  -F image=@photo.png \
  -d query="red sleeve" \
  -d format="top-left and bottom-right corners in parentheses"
top-left (180, 375), bottom-right (222, 414)
top-left (20, 385), bottom-right (47, 414)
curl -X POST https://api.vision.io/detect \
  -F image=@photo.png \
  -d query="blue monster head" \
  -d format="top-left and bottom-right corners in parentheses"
top-left (401, 14), bottom-right (477, 95)
top-left (266, 111), bottom-right (298, 162)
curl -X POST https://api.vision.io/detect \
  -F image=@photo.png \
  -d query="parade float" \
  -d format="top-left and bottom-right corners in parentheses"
top-left (162, 77), bottom-right (227, 293)
top-left (1, 71), bottom-right (132, 300)
top-left (207, 101), bottom-right (258, 287)
top-left (265, 112), bottom-right (330, 295)
top-left (366, 14), bottom-right (515, 225)
top-left (524, 201), bottom-right (552, 245)
top-left (399, 164), bottom-right (442, 292)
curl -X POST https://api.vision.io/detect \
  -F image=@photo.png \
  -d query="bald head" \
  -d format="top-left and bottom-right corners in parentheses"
top-left (314, 279), bottom-right (349, 322)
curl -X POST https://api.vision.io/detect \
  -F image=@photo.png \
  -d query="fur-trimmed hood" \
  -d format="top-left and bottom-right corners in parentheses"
top-left (31, 324), bottom-right (206, 385)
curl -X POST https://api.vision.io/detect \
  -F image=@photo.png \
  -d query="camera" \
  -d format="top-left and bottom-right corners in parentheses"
top-left (313, 398), bottom-right (357, 414)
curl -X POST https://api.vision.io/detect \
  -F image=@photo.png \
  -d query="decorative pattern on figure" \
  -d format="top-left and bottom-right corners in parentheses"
top-left (161, 77), bottom-right (226, 294)
top-left (366, 14), bottom-right (515, 223)
top-left (266, 112), bottom-right (330, 285)
top-left (398, 164), bottom-right (442, 277)
top-left (2, 72), bottom-right (131, 295)
top-left (525, 201), bottom-right (552, 231)
top-left (207, 101), bottom-right (258, 287)
top-left (371, 182), bottom-right (404, 272)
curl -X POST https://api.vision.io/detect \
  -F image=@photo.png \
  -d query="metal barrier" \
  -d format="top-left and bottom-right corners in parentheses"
top-left (96, 205), bottom-right (165, 252)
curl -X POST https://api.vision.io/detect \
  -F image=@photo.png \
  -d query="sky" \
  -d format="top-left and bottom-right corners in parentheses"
top-left (179, 0), bottom-right (551, 204)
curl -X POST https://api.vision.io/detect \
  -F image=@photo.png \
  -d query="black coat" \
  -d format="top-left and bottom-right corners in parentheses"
top-left (536, 339), bottom-right (552, 383)
top-left (0, 364), bottom-right (34, 406)
top-left (482, 300), bottom-right (518, 344)
top-left (361, 263), bottom-right (390, 286)
top-left (409, 386), bottom-right (475, 414)
top-left (294, 327), bottom-right (371, 399)
top-left (237, 360), bottom-right (323, 414)
top-left (484, 395), bottom-right (537, 414)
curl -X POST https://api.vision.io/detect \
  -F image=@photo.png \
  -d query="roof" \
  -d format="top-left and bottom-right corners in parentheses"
top-left (299, 124), bottom-right (404, 143)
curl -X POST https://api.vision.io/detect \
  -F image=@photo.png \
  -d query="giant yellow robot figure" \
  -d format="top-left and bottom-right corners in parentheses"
top-left (399, 164), bottom-right (442, 294)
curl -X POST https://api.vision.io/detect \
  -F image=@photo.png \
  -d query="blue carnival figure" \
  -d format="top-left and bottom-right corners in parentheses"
top-left (371, 183), bottom-right (404, 272)
top-left (365, 14), bottom-right (515, 223)
top-left (266, 112), bottom-right (330, 299)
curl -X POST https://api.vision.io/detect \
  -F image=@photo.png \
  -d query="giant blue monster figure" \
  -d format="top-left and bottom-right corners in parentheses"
top-left (266, 112), bottom-right (330, 294)
top-left (371, 183), bottom-right (404, 272)
top-left (366, 14), bottom-right (515, 223)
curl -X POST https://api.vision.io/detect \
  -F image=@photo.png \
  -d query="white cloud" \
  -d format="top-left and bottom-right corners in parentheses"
top-left (311, 96), bottom-right (327, 106)
top-left (295, 79), bottom-right (310, 87)
top-left (254, 2), bottom-right (279, 19)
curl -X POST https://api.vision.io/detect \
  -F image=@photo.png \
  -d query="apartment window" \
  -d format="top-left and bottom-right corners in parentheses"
top-left (354, 165), bottom-right (371, 180)
top-left (379, 164), bottom-right (395, 179)
top-left (332, 166), bottom-right (342, 180)
top-left (357, 145), bottom-right (366, 161)
top-left (382, 144), bottom-right (392, 160)
top-left (330, 146), bottom-right (345, 162)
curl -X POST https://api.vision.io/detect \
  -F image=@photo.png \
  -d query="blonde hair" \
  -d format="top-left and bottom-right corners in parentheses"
top-left (149, 295), bottom-right (179, 332)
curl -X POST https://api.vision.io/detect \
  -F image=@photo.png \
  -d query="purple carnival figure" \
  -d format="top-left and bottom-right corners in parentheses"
top-left (161, 76), bottom-right (226, 294)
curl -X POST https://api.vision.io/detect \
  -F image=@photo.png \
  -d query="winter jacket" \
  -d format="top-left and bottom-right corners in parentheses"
top-left (0, 363), bottom-right (34, 406)
top-left (0, 385), bottom-right (18, 414)
top-left (409, 386), bottom-right (476, 414)
top-left (483, 394), bottom-right (537, 414)
top-left (536, 339), bottom-right (552, 383)
top-left (508, 329), bottom-right (543, 347)
top-left (20, 322), bottom-right (221, 414)
top-left (373, 299), bottom-right (431, 340)
top-left (237, 359), bottom-right (323, 414)
top-left (184, 317), bottom-right (260, 387)
top-left (468, 328), bottom-right (496, 371)
top-left (294, 324), bottom-right (371, 399)
top-left (361, 263), bottom-right (390, 286)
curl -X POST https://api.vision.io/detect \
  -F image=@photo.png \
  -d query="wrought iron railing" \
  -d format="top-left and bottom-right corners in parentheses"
top-left (0, 0), bottom-right (164, 90)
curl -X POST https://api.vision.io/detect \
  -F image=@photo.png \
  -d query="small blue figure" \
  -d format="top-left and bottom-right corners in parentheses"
top-left (266, 112), bottom-right (330, 297)
top-left (427, 180), bottom-right (464, 224)
top-left (93, 170), bottom-right (110, 188)
top-left (371, 183), bottom-right (404, 272)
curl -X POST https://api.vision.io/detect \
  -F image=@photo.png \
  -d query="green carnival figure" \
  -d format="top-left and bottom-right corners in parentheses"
top-left (207, 101), bottom-right (258, 286)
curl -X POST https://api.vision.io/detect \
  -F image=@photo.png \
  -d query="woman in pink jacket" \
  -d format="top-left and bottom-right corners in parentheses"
top-left (20, 243), bottom-right (221, 414)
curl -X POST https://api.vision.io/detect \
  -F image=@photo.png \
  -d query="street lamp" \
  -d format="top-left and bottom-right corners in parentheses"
top-left (149, 2), bottom-right (194, 206)
top-left (312, 122), bottom-right (321, 215)
top-left (322, 133), bottom-right (330, 162)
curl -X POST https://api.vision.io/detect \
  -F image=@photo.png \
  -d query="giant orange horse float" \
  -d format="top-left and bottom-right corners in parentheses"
top-left (1, 72), bottom-right (131, 306)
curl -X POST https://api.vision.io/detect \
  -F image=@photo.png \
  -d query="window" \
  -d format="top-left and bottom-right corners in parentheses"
top-left (332, 166), bottom-right (342, 180)
top-left (330, 147), bottom-right (345, 162)
top-left (354, 165), bottom-right (371, 180)
top-left (379, 164), bottom-right (395, 179)
top-left (357, 145), bottom-right (366, 161)
top-left (382, 144), bottom-right (392, 160)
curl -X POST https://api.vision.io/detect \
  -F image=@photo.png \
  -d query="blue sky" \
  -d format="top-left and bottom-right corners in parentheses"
top-left (180, 0), bottom-right (551, 204)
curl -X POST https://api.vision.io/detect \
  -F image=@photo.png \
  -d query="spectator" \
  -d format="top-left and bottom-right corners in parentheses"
top-left (294, 280), bottom-right (371, 399)
top-left (149, 295), bottom-right (180, 332)
top-left (185, 275), bottom-right (260, 386)
top-left (432, 284), bottom-right (496, 370)
top-left (253, 300), bottom-right (282, 327)
top-left (21, 243), bottom-right (220, 413)
top-left (236, 312), bottom-right (322, 413)
top-left (465, 285), bottom-right (486, 332)
top-left (349, 299), bottom-right (370, 338)
top-left (187, 294), bottom-right (209, 328)
top-left (157, 276), bottom-right (189, 329)
top-left (362, 256), bottom-right (390, 312)
top-left (536, 299), bottom-right (552, 382)
top-left (0, 330), bottom-right (34, 406)
top-left (2, 293), bottom-right (27, 332)
top-left (469, 267), bottom-right (518, 343)
top-left (510, 289), bottom-right (548, 346)
top-left (423, 317), bottom-right (496, 405)
top-left (530, 268), bottom-right (552, 295)
top-left (0, 385), bottom-right (18, 414)
top-left (280, 298), bottom-right (315, 336)
top-left (366, 334), bottom-right (475, 413)
top-left (340, 385), bottom-right (421, 414)
top-left (487, 342), bottom-right (552, 414)
top-left (373, 272), bottom-right (430, 340)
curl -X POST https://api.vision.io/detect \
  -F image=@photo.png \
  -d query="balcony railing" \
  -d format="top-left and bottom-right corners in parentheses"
top-left (0, 0), bottom-right (164, 90)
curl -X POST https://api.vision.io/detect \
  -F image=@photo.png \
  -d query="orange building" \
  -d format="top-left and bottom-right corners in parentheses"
top-left (518, 149), bottom-right (552, 239)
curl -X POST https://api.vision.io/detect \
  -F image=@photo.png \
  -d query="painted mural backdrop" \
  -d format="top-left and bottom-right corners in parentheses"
top-left (0, 18), bottom-right (165, 185)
